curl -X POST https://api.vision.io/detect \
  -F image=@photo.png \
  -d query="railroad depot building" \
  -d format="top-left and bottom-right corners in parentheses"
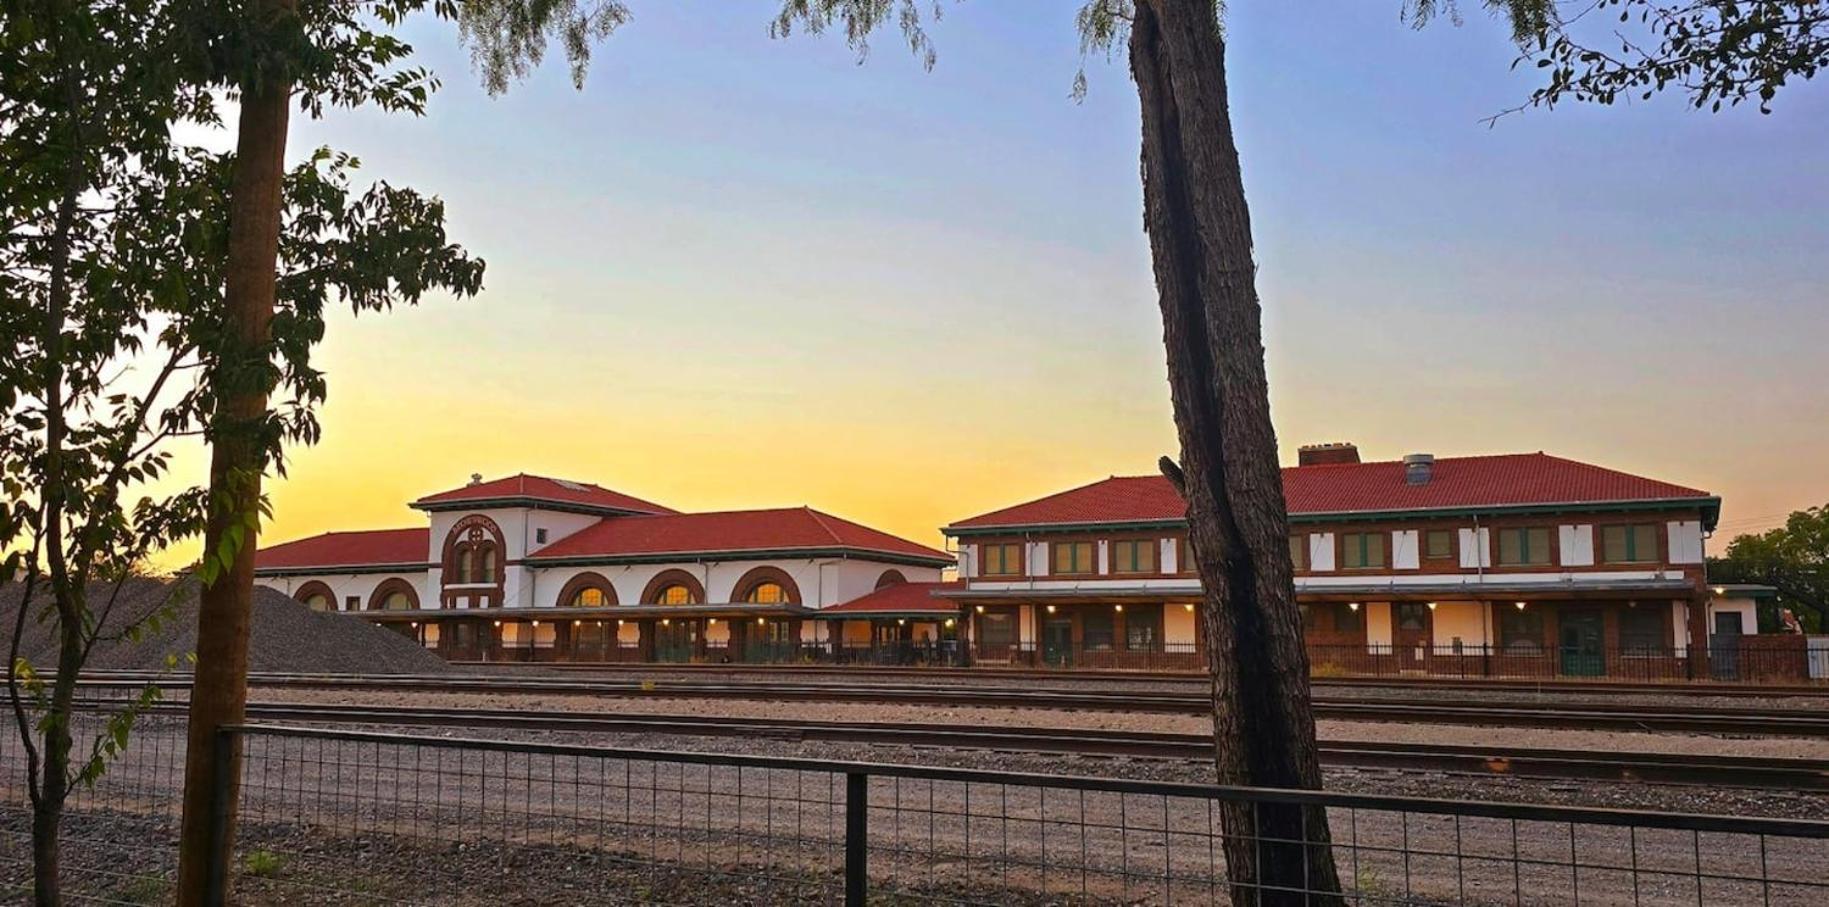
top-left (253, 474), bottom-right (955, 662)
top-left (254, 448), bottom-right (1788, 678)
top-left (943, 445), bottom-right (1782, 680)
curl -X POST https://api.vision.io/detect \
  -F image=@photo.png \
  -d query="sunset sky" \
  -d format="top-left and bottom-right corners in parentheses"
top-left (159, 2), bottom-right (1826, 562)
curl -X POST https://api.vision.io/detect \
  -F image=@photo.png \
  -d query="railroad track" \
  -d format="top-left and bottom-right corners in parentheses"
top-left (73, 671), bottom-right (1829, 736)
top-left (85, 698), bottom-right (1829, 791)
top-left (482, 660), bottom-right (1829, 698)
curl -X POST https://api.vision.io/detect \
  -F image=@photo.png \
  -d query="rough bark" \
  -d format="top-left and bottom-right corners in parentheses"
top-left (172, 2), bottom-right (295, 899)
top-left (1128, 1), bottom-right (1342, 902)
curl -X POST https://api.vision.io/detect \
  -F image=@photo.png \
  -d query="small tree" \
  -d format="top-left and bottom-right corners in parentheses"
top-left (1709, 506), bottom-right (1829, 631)
top-left (3, 4), bottom-right (484, 903)
top-left (165, 2), bottom-right (488, 901)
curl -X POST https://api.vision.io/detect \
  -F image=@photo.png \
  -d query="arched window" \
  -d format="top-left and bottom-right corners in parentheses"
top-left (296, 581), bottom-right (337, 613)
top-left (731, 567), bottom-right (800, 607)
top-left (571, 587), bottom-right (608, 607)
top-left (458, 547), bottom-right (475, 582)
top-left (480, 546), bottom-right (498, 583)
top-left (875, 570), bottom-right (907, 590)
top-left (656, 584), bottom-right (696, 605)
top-left (744, 582), bottom-right (786, 605)
top-left (367, 578), bottom-right (421, 612)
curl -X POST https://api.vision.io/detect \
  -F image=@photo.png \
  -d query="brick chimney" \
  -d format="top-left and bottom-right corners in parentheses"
top-left (1297, 442), bottom-right (1361, 467)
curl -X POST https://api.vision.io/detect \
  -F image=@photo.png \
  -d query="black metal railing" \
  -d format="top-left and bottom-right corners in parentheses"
top-left (8, 715), bottom-right (1829, 904)
top-left (1305, 639), bottom-right (1821, 683)
top-left (204, 726), bottom-right (1829, 905)
top-left (969, 641), bottom-right (1205, 671)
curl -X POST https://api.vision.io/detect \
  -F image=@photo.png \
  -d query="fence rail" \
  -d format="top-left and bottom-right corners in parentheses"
top-left (8, 712), bottom-right (1829, 904)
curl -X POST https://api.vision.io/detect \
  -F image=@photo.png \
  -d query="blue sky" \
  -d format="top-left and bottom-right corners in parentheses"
top-left (249, 1), bottom-right (1825, 549)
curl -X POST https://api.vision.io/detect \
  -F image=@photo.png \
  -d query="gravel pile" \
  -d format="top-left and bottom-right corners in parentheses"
top-left (1, 577), bottom-right (448, 675)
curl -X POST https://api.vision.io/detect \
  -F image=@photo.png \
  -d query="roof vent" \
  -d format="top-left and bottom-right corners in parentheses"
top-left (468, 473), bottom-right (482, 486)
top-left (1298, 442), bottom-right (1360, 467)
top-left (1403, 453), bottom-right (1435, 486)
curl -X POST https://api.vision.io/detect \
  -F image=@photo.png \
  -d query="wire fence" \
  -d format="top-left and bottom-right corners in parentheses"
top-left (7, 711), bottom-right (1829, 904)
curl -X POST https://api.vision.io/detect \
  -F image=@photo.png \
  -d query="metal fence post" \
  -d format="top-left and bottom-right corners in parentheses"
top-left (844, 771), bottom-right (868, 907)
top-left (202, 728), bottom-right (236, 906)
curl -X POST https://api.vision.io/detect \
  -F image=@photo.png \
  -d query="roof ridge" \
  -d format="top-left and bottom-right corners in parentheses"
top-left (801, 507), bottom-right (846, 546)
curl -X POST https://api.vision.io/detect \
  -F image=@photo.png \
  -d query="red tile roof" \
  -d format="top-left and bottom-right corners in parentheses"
top-left (532, 507), bottom-right (953, 564)
top-left (254, 527), bottom-right (430, 570)
top-left (823, 581), bottom-right (963, 615)
top-left (948, 453), bottom-right (1715, 530)
top-left (413, 474), bottom-right (675, 515)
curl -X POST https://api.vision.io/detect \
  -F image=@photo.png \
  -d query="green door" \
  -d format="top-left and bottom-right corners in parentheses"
top-left (1042, 617), bottom-right (1073, 667)
top-left (1558, 610), bottom-right (1604, 676)
top-left (655, 622), bottom-right (694, 663)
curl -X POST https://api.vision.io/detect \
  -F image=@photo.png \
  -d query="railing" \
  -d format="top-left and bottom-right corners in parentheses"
top-left (1306, 638), bottom-right (1819, 683)
top-left (7, 717), bottom-right (1829, 904)
top-left (970, 641), bottom-right (1205, 671)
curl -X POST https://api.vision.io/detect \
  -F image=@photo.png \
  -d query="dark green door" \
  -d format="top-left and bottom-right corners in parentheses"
top-left (655, 622), bottom-right (694, 663)
top-left (1042, 617), bottom-right (1073, 667)
top-left (1558, 610), bottom-right (1604, 676)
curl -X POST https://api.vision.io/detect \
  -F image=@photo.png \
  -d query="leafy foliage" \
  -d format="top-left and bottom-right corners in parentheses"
top-left (1709, 504), bottom-right (1829, 631)
top-left (457, 0), bottom-right (631, 94)
top-left (1413, 1), bottom-right (1827, 115)
top-left (3, 0), bottom-right (483, 897)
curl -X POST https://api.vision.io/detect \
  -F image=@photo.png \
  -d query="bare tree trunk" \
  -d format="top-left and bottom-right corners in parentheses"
top-left (1128, 1), bottom-right (1341, 902)
top-left (173, 1), bottom-right (294, 899)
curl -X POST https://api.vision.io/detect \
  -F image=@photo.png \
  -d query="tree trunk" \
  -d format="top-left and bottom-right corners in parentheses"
top-left (173, 1), bottom-right (295, 899)
top-left (1128, 1), bottom-right (1342, 903)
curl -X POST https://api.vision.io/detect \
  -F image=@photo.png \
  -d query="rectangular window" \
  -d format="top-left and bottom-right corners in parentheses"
top-left (1179, 537), bottom-right (1195, 574)
top-left (1288, 534), bottom-right (1308, 571)
top-left (1335, 603), bottom-right (1365, 633)
top-left (1600, 524), bottom-right (1659, 564)
top-left (1083, 611), bottom-right (1115, 650)
top-left (1619, 607), bottom-right (1666, 653)
top-left (1498, 608), bottom-right (1545, 653)
top-left (1496, 528), bottom-right (1552, 566)
top-left (1396, 603), bottom-right (1429, 631)
top-left (1051, 541), bottom-right (1095, 575)
top-left (1424, 530), bottom-right (1454, 560)
top-left (1112, 539), bottom-right (1157, 574)
top-left (1340, 532), bottom-right (1387, 569)
top-left (345, 596), bottom-right (360, 612)
top-left (535, 528), bottom-right (549, 544)
top-left (980, 543), bottom-right (1023, 576)
top-left (1124, 604), bottom-right (1162, 651)
top-left (1299, 604), bottom-right (1322, 633)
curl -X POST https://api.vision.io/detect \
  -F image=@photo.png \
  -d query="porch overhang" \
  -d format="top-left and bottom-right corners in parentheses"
top-left (359, 603), bottom-right (817, 622)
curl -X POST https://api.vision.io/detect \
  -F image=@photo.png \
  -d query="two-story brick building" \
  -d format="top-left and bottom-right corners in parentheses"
top-left (942, 445), bottom-right (1772, 679)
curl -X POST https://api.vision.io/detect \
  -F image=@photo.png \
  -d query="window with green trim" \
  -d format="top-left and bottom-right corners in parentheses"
top-left (1423, 530), bottom-right (1454, 560)
top-left (1495, 527), bottom-right (1552, 566)
top-left (1340, 532), bottom-right (1386, 569)
top-left (1051, 541), bottom-right (1095, 575)
top-left (1600, 524), bottom-right (1659, 564)
top-left (1112, 539), bottom-right (1156, 574)
top-left (980, 543), bottom-right (1023, 576)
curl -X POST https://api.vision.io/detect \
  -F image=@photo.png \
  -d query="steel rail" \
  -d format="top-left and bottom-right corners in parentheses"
top-left (69, 672), bottom-right (1829, 736)
top-left (82, 698), bottom-right (1829, 791)
top-left (473, 660), bottom-right (1829, 697)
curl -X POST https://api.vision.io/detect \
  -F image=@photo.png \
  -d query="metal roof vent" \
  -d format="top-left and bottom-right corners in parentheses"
top-left (1403, 453), bottom-right (1435, 486)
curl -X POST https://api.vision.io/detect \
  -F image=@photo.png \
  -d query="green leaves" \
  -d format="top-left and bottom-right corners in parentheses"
top-left (1423, 1), bottom-right (1828, 117)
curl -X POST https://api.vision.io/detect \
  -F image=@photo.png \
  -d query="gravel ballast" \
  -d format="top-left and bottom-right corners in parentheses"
top-left (1, 577), bottom-right (449, 674)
